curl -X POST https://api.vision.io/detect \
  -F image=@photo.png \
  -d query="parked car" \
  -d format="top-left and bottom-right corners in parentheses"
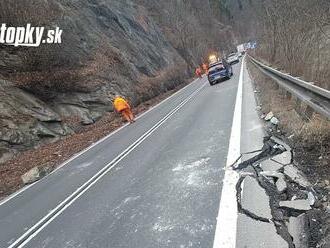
top-left (226, 53), bottom-right (240, 64)
top-left (207, 60), bottom-right (233, 86)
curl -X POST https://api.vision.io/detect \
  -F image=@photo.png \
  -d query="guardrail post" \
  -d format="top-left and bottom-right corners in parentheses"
top-left (285, 91), bottom-right (292, 100)
top-left (294, 97), bottom-right (302, 113)
top-left (304, 105), bottom-right (314, 121)
top-left (295, 100), bottom-right (314, 122)
top-left (279, 88), bottom-right (286, 96)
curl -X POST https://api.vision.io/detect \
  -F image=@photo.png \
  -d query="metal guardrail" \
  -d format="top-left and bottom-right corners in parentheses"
top-left (248, 55), bottom-right (330, 120)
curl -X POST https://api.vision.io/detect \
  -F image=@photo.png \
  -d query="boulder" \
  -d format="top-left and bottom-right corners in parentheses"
top-left (21, 167), bottom-right (41, 185)
top-left (270, 117), bottom-right (279, 125)
top-left (264, 111), bottom-right (274, 121)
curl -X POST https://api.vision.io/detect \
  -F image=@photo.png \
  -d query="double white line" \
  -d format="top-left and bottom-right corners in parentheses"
top-left (8, 82), bottom-right (206, 248)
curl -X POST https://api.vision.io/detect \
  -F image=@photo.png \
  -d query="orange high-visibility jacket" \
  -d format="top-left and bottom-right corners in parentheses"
top-left (202, 63), bottom-right (208, 72)
top-left (113, 97), bottom-right (130, 112)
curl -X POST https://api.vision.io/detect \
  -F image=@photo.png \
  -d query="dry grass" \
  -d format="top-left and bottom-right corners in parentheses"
top-left (297, 116), bottom-right (330, 146)
top-left (134, 63), bottom-right (187, 104)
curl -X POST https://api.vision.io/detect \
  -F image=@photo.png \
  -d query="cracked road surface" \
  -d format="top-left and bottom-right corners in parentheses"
top-left (0, 60), bottom-right (295, 247)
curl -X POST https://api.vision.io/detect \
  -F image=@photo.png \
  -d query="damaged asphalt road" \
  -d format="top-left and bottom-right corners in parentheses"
top-left (232, 135), bottom-right (316, 248)
top-left (236, 61), bottom-right (328, 248)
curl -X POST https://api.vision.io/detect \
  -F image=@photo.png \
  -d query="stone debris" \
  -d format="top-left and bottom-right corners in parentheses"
top-left (283, 164), bottom-right (311, 188)
top-left (255, 106), bottom-right (262, 111)
top-left (270, 116), bottom-right (279, 125)
top-left (21, 167), bottom-right (41, 185)
top-left (288, 134), bottom-right (294, 139)
top-left (325, 205), bottom-right (330, 214)
top-left (279, 200), bottom-right (312, 211)
top-left (21, 166), bottom-right (50, 185)
top-left (264, 111), bottom-right (274, 121)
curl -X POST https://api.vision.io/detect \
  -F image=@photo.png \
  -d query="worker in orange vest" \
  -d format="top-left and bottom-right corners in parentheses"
top-left (195, 67), bottom-right (202, 78)
top-left (202, 63), bottom-right (208, 75)
top-left (113, 95), bottom-right (135, 123)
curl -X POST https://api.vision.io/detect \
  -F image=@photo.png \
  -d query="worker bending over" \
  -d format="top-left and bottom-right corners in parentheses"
top-left (195, 67), bottom-right (202, 78)
top-left (113, 95), bottom-right (135, 123)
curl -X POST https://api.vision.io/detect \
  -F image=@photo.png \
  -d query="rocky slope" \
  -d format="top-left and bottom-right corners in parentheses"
top-left (0, 0), bottom-right (233, 163)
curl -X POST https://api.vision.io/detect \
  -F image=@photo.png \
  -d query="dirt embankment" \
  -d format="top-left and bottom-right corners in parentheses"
top-left (247, 60), bottom-right (330, 247)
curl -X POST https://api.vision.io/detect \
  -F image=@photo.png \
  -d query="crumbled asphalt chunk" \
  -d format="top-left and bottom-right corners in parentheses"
top-left (280, 200), bottom-right (312, 211)
top-left (260, 170), bottom-right (283, 178)
top-left (276, 177), bottom-right (287, 192)
top-left (284, 165), bottom-right (311, 188)
top-left (236, 174), bottom-right (271, 223)
top-left (308, 192), bottom-right (316, 206)
top-left (288, 215), bottom-right (308, 248)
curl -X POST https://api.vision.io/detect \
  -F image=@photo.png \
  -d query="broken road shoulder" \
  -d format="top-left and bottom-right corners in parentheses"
top-left (229, 135), bottom-right (325, 248)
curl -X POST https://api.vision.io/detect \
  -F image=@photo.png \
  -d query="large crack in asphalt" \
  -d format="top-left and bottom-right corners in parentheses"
top-left (231, 136), bottom-right (315, 248)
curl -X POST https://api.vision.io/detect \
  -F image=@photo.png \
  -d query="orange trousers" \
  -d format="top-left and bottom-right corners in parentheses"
top-left (120, 108), bottom-right (134, 122)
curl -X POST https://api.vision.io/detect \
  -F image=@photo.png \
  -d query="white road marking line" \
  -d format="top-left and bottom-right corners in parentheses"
top-left (213, 58), bottom-right (245, 248)
top-left (8, 83), bottom-right (206, 248)
top-left (0, 77), bottom-right (201, 207)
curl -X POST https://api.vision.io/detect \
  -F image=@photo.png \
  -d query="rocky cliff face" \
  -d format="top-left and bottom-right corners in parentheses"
top-left (0, 0), bottom-right (233, 163)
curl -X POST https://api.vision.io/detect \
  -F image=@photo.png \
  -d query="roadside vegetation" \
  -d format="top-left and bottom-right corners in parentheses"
top-left (219, 0), bottom-right (330, 90)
